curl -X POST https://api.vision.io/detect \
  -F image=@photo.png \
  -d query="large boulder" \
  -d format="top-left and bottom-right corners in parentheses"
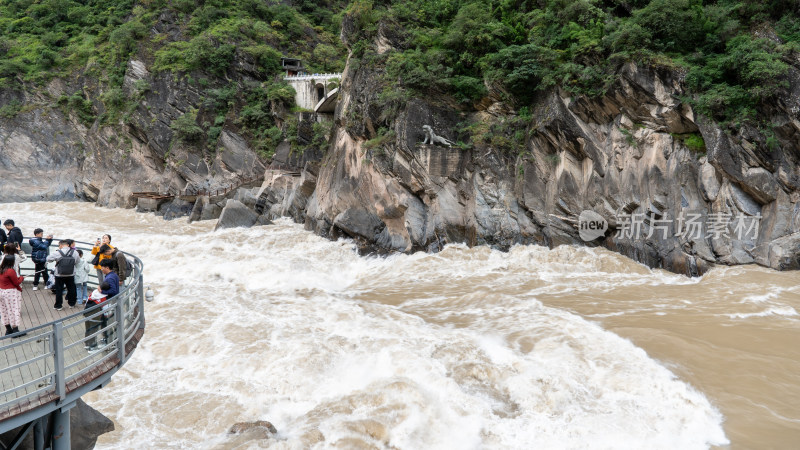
top-left (188, 195), bottom-right (208, 223)
top-left (226, 420), bottom-right (278, 446)
top-left (215, 199), bottom-right (271, 230)
top-left (200, 201), bottom-right (224, 221)
top-left (159, 198), bottom-right (194, 221)
top-left (71, 399), bottom-right (115, 449)
top-left (0, 399), bottom-right (114, 450)
top-left (228, 420), bottom-right (277, 436)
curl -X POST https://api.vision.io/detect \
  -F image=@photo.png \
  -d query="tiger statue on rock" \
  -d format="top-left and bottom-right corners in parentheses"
top-left (422, 125), bottom-right (454, 148)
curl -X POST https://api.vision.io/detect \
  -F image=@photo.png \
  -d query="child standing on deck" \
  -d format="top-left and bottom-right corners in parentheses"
top-left (29, 229), bottom-right (53, 291)
top-left (74, 249), bottom-right (92, 305)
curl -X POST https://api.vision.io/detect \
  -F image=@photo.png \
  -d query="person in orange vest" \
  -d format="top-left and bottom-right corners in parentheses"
top-left (91, 234), bottom-right (114, 281)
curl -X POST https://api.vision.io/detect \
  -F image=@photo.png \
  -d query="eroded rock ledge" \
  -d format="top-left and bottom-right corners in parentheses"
top-left (241, 61), bottom-right (800, 275)
top-left (2, 55), bottom-right (799, 274)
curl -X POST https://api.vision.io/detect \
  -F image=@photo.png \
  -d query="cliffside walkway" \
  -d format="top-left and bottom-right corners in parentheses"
top-left (0, 240), bottom-right (146, 449)
top-left (176, 175), bottom-right (265, 203)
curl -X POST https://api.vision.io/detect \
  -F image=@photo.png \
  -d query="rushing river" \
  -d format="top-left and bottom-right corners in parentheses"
top-left (3, 202), bottom-right (799, 449)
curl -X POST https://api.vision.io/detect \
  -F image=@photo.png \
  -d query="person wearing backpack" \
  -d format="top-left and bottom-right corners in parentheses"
top-left (29, 228), bottom-right (53, 291)
top-left (47, 240), bottom-right (81, 310)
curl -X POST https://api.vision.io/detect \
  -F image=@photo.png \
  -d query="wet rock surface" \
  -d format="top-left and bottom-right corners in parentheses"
top-left (215, 199), bottom-right (271, 230)
top-left (228, 420), bottom-right (278, 435)
top-left (0, 399), bottom-right (113, 450)
top-left (1, 43), bottom-right (798, 274)
top-left (226, 420), bottom-right (278, 444)
top-left (253, 60), bottom-right (800, 274)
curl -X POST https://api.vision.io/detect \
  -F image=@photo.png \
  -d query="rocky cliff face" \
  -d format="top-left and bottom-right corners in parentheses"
top-left (0, 62), bottom-right (266, 208)
top-left (252, 34), bottom-right (800, 275)
top-left (0, 0), bottom-right (275, 211)
top-left (1, 23), bottom-right (799, 275)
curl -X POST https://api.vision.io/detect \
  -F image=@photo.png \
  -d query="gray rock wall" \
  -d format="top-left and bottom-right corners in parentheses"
top-left (0, 57), bottom-right (266, 208)
top-left (0, 40), bottom-right (797, 275)
top-left (254, 58), bottom-right (800, 274)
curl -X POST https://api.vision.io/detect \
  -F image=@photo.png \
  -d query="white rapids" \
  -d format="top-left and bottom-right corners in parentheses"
top-left (2, 202), bottom-right (760, 449)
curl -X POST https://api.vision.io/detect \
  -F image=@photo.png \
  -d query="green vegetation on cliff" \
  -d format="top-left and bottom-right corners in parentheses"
top-left (0, 0), bottom-right (347, 86)
top-left (0, 0), bottom-right (797, 153)
top-left (0, 0), bottom-right (348, 158)
top-left (347, 0), bottom-right (799, 125)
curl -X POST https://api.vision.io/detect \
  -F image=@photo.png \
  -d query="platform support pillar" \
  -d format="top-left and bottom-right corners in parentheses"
top-left (52, 407), bottom-right (70, 450)
top-left (33, 417), bottom-right (44, 450)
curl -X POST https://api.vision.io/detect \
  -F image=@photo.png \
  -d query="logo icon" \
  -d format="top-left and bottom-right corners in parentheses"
top-left (578, 210), bottom-right (608, 241)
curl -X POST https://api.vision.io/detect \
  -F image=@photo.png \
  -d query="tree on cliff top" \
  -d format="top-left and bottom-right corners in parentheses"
top-left (0, 0), bottom-right (349, 88)
top-left (354, 0), bottom-right (799, 124)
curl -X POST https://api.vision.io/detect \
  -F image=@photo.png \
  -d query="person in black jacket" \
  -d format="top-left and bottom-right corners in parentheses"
top-left (3, 220), bottom-right (22, 247)
top-left (29, 228), bottom-right (53, 291)
top-left (47, 240), bottom-right (80, 310)
top-left (99, 245), bottom-right (129, 286)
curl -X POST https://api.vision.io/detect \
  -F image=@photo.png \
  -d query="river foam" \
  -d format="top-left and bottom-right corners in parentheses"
top-left (2, 202), bottom-right (729, 449)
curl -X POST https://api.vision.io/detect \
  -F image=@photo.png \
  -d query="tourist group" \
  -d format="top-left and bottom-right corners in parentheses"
top-left (0, 219), bottom-right (132, 352)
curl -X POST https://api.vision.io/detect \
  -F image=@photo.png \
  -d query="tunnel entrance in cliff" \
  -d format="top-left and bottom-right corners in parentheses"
top-left (316, 84), bottom-right (325, 102)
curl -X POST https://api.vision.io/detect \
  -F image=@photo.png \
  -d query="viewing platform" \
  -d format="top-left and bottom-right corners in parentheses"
top-left (282, 72), bottom-right (341, 81)
top-left (0, 240), bottom-right (146, 449)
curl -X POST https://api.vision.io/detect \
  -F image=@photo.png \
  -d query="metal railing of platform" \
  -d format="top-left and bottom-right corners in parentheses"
top-left (0, 239), bottom-right (145, 432)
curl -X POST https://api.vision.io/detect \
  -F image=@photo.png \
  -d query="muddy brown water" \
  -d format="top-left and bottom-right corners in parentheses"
top-left (4, 202), bottom-right (798, 448)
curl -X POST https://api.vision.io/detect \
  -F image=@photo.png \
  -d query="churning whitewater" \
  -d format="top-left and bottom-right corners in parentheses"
top-left (3, 203), bottom-right (737, 448)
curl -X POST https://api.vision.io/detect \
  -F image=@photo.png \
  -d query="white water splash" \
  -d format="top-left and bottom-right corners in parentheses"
top-left (2, 202), bottom-right (730, 449)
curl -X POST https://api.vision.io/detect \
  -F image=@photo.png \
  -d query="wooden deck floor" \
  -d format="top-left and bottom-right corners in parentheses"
top-left (0, 279), bottom-right (122, 417)
top-left (19, 283), bottom-right (76, 328)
